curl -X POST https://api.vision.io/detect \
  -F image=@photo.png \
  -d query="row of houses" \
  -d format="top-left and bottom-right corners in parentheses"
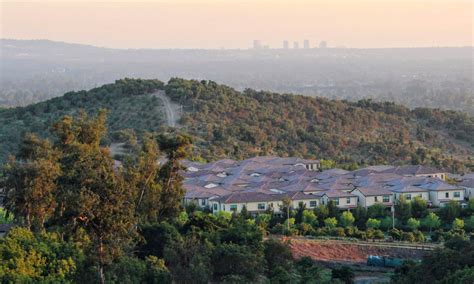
top-left (182, 156), bottom-right (473, 214)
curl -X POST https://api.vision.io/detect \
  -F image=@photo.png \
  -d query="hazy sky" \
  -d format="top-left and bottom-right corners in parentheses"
top-left (1, 0), bottom-right (472, 49)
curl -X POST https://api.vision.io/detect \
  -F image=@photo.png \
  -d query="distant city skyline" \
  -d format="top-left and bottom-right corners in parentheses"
top-left (1, 0), bottom-right (472, 49)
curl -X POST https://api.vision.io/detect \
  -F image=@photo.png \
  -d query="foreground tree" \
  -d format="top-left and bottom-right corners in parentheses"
top-left (52, 111), bottom-right (138, 283)
top-left (1, 134), bottom-right (60, 232)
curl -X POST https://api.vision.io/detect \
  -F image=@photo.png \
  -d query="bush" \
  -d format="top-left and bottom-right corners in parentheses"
top-left (331, 227), bottom-right (346, 237)
top-left (332, 266), bottom-right (355, 284)
top-left (298, 223), bottom-right (315, 236)
top-left (366, 218), bottom-right (381, 229)
top-left (402, 232), bottom-right (415, 242)
top-left (414, 230), bottom-right (425, 242)
top-left (389, 228), bottom-right (402, 241)
top-left (373, 229), bottom-right (385, 240)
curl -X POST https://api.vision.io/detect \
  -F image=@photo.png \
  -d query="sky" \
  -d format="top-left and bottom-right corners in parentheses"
top-left (1, 0), bottom-right (472, 49)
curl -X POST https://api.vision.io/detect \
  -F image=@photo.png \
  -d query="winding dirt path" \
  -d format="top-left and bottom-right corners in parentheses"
top-left (152, 90), bottom-right (181, 127)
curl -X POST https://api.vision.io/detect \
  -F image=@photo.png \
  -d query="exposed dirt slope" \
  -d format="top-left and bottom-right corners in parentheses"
top-left (289, 239), bottom-right (430, 263)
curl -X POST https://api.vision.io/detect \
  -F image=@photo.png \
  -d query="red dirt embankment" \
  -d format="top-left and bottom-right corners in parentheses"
top-left (289, 239), bottom-right (429, 263)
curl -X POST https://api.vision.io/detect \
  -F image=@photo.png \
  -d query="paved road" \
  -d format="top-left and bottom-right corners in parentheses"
top-left (152, 90), bottom-right (181, 127)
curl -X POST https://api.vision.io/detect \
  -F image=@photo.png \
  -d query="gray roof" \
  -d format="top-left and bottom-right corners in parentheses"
top-left (382, 165), bottom-right (446, 176)
top-left (459, 178), bottom-right (474, 188)
top-left (352, 186), bottom-right (393, 196)
top-left (214, 192), bottom-right (286, 204)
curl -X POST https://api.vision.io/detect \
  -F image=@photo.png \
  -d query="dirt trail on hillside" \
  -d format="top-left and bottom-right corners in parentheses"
top-left (289, 239), bottom-right (428, 263)
top-left (152, 90), bottom-right (181, 127)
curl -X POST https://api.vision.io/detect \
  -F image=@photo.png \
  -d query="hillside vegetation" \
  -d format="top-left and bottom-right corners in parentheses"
top-left (0, 78), bottom-right (165, 162)
top-left (165, 78), bottom-right (473, 171)
top-left (0, 78), bottom-right (473, 171)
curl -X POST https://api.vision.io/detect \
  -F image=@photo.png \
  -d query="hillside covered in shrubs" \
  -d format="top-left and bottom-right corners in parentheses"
top-left (0, 78), bottom-right (473, 171)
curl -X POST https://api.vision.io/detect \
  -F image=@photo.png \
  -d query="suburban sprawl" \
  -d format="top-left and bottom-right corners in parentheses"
top-left (183, 157), bottom-right (472, 214)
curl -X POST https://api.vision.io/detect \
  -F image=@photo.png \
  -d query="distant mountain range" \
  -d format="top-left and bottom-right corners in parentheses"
top-left (1, 39), bottom-right (473, 115)
top-left (0, 78), bottom-right (472, 172)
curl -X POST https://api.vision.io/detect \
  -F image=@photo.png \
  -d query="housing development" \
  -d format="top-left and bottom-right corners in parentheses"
top-left (183, 156), bottom-right (473, 214)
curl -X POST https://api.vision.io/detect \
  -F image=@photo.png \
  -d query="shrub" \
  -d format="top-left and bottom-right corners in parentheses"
top-left (366, 218), bottom-right (381, 229)
top-left (373, 229), bottom-right (385, 240)
top-left (389, 228), bottom-right (402, 241)
top-left (324, 217), bottom-right (338, 229)
top-left (331, 227), bottom-right (346, 237)
top-left (407, 218), bottom-right (421, 232)
top-left (298, 223), bottom-right (314, 236)
top-left (414, 230), bottom-right (425, 242)
top-left (402, 232), bottom-right (415, 242)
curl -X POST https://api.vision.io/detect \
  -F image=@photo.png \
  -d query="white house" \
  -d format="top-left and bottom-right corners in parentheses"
top-left (421, 180), bottom-right (465, 207)
top-left (351, 186), bottom-right (394, 208)
top-left (321, 190), bottom-right (358, 209)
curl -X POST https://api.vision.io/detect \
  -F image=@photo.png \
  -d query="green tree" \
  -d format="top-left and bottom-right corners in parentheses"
top-left (127, 134), bottom-right (162, 223)
top-left (339, 211), bottom-right (355, 228)
top-left (52, 111), bottom-right (138, 283)
top-left (411, 197), bottom-right (428, 219)
top-left (0, 207), bottom-right (13, 224)
top-left (295, 202), bottom-right (306, 224)
top-left (422, 212), bottom-right (441, 233)
top-left (315, 204), bottom-right (329, 226)
top-left (212, 243), bottom-right (264, 282)
top-left (156, 134), bottom-right (192, 220)
top-left (367, 203), bottom-right (387, 219)
top-left (164, 234), bottom-right (212, 283)
top-left (352, 205), bottom-right (368, 229)
top-left (366, 218), bottom-right (381, 229)
top-left (395, 196), bottom-right (412, 224)
top-left (302, 210), bottom-right (317, 226)
top-left (332, 266), bottom-right (354, 284)
top-left (407, 218), bottom-right (421, 231)
top-left (439, 201), bottom-right (461, 224)
top-left (327, 200), bottom-right (340, 218)
top-left (324, 217), bottom-right (338, 229)
top-left (452, 218), bottom-right (464, 230)
top-left (1, 134), bottom-right (60, 232)
top-left (380, 216), bottom-right (396, 231)
top-left (0, 227), bottom-right (81, 282)
top-left (465, 216), bottom-right (474, 232)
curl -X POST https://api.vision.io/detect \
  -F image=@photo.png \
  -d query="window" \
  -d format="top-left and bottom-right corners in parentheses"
top-left (223, 205), bottom-right (225, 211)
top-left (383, 195), bottom-right (390, 203)
top-left (201, 199), bottom-right (206, 206)
top-left (454, 192), bottom-right (460, 198)
top-left (230, 204), bottom-right (237, 211)
top-left (213, 204), bottom-right (218, 211)
top-left (405, 194), bottom-right (411, 200)
top-left (374, 196), bottom-right (378, 202)
top-left (335, 199), bottom-right (339, 205)
top-left (445, 192), bottom-right (449, 198)
top-left (346, 197), bottom-right (351, 204)
top-left (309, 201), bottom-right (317, 207)
top-left (258, 203), bottom-right (265, 210)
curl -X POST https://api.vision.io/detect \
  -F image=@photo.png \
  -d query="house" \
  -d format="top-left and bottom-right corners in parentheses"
top-left (287, 191), bottom-right (323, 209)
top-left (320, 190), bottom-right (358, 209)
top-left (351, 186), bottom-right (394, 208)
top-left (458, 178), bottom-right (474, 199)
top-left (209, 192), bottom-right (286, 213)
top-left (386, 176), bottom-right (431, 202)
top-left (420, 179), bottom-right (465, 207)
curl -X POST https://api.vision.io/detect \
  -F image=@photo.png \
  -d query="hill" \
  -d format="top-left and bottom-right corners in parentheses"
top-left (0, 78), bottom-right (473, 171)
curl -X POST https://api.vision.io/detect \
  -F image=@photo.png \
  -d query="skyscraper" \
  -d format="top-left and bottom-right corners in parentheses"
top-left (293, 41), bottom-right (299, 49)
top-left (283, 40), bottom-right (289, 49)
top-left (319, 41), bottom-right (328, 48)
top-left (303, 39), bottom-right (310, 49)
top-left (253, 40), bottom-right (262, 49)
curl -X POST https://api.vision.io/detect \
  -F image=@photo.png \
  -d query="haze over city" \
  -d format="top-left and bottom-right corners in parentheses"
top-left (2, 0), bottom-right (472, 49)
